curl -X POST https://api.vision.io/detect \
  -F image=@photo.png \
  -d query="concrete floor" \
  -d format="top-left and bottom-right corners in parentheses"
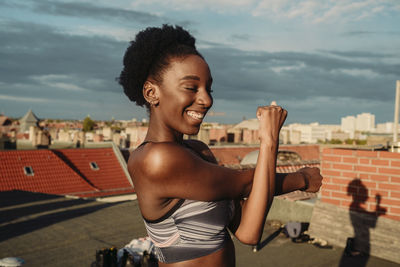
top-left (1, 191), bottom-right (399, 267)
top-left (234, 221), bottom-right (399, 267)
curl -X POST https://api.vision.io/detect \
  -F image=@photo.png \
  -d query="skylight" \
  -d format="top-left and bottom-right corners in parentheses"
top-left (24, 166), bottom-right (34, 176)
top-left (90, 162), bottom-right (99, 170)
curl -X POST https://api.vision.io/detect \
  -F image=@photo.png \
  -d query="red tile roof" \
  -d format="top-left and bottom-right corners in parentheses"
top-left (0, 148), bottom-right (134, 198)
top-left (276, 162), bottom-right (320, 173)
top-left (279, 145), bottom-right (320, 161)
top-left (225, 162), bottom-right (320, 173)
top-left (0, 150), bottom-right (97, 195)
top-left (54, 148), bottom-right (132, 191)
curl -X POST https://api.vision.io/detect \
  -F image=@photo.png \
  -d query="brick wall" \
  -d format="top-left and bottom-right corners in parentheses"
top-left (321, 148), bottom-right (400, 221)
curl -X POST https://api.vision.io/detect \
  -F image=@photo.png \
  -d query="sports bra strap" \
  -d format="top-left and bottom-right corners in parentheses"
top-left (143, 199), bottom-right (185, 223)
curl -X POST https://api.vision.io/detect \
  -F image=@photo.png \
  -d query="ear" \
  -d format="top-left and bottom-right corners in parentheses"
top-left (143, 81), bottom-right (160, 107)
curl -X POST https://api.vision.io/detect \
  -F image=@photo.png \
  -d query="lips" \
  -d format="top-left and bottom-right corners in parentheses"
top-left (186, 110), bottom-right (205, 121)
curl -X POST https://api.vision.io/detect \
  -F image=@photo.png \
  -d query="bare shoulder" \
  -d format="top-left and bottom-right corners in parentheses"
top-left (128, 141), bottom-right (250, 202)
top-left (129, 142), bottom-right (197, 182)
top-left (184, 139), bottom-right (218, 164)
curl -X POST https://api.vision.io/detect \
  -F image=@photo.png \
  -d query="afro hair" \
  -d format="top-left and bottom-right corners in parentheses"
top-left (118, 24), bottom-right (202, 108)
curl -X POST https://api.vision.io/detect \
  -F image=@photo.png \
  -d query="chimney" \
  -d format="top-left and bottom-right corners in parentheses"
top-left (392, 80), bottom-right (400, 152)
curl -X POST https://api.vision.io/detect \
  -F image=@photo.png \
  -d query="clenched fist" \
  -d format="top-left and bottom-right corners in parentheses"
top-left (256, 102), bottom-right (287, 145)
top-left (297, 167), bottom-right (323, 192)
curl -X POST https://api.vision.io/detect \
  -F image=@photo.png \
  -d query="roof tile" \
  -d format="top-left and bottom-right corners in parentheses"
top-left (0, 148), bottom-right (134, 198)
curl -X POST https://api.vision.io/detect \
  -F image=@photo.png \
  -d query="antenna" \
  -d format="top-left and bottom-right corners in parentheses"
top-left (392, 80), bottom-right (400, 152)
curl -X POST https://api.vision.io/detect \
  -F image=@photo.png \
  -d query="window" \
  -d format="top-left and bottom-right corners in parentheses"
top-left (24, 166), bottom-right (34, 176)
top-left (90, 162), bottom-right (99, 170)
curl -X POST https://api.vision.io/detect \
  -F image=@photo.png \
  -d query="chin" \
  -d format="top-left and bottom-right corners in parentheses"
top-left (184, 125), bottom-right (201, 136)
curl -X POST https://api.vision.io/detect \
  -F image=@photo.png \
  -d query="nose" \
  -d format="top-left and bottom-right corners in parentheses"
top-left (197, 88), bottom-right (213, 109)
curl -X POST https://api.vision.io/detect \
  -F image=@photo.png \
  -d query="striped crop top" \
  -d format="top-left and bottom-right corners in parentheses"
top-left (143, 198), bottom-right (235, 263)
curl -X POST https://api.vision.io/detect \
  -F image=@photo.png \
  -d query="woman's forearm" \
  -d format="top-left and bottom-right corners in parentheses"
top-left (275, 171), bottom-right (307, 195)
top-left (233, 142), bottom-right (277, 245)
top-left (240, 169), bottom-right (307, 197)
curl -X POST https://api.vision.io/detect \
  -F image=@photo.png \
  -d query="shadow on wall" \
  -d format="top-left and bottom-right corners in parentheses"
top-left (339, 179), bottom-right (387, 267)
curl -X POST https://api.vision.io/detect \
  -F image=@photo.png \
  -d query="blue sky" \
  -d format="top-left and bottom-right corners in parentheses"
top-left (1, 0), bottom-right (400, 124)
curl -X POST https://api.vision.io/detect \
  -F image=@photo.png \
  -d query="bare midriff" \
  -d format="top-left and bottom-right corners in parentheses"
top-left (158, 236), bottom-right (235, 267)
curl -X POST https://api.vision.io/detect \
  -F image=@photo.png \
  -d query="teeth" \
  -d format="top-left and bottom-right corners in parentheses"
top-left (187, 111), bottom-right (204, 120)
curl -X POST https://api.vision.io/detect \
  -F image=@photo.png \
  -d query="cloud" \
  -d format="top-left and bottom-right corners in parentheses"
top-left (12, 0), bottom-right (192, 31)
top-left (319, 50), bottom-right (394, 59)
top-left (130, 0), bottom-right (256, 12)
top-left (65, 25), bottom-right (136, 42)
top-left (31, 0), bottom-right (161, 24)
top-left (0, 20), bottom-right (125, 93)
top-left (342, 30), bottom-right (400, 37)
top-left (0, 94), bottom-right (49, 103)
top-left (31, 74), bottom-right (91, 91)
top-left (201, 44), bottom-right (400, 112)
top-left (0, 17), bottom-right (148, 120)
top-left (252, 0), bottom-right (396, 24)
top-left (229, 33), bottom-right (251, 42)
top-left (1, 1), bottom-right (399, 124)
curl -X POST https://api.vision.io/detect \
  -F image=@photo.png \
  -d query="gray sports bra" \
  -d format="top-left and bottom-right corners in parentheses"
top-left (143, 198), bottom-right (235, 263)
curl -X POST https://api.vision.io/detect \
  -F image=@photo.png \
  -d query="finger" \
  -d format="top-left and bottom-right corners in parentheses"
top-left (279, 109), bottom-right (288, 126)
top-left (256, 107), bottom-right (262, 120)
top-left (270, 100), bottom-right (277, 106)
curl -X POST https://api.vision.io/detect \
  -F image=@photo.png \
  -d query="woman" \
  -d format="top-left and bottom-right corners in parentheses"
top-left (119, 25), bottom-right (322, 266)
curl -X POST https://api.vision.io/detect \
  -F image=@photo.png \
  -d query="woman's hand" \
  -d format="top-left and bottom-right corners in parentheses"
top-left (297, 167), bottom-right (323, 192)
top-left (256, 102), bottom-right (287, 145)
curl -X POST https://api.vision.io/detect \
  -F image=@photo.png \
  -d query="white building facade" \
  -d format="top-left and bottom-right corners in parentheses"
top-left (356, 113), bottom-right (375, 132)
top-left (341, 113), bottom-right (376, 138)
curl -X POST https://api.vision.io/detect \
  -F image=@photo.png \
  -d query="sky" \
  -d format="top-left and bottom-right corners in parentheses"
top-left (1, 0), bottom-right (400, 125)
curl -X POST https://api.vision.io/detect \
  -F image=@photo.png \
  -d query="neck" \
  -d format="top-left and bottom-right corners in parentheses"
top-left (144, 116), bottom-right (184, 143)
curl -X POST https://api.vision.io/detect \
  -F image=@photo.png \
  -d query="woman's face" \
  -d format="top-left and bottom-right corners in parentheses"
top-left (156, 54), bottom-right (213, 136)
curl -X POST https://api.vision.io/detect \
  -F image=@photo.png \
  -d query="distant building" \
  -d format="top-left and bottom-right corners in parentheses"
top-left (280, 127), bottom-right (301, 144)
top-left (228, 118), bottom-right (259, 144)
top-left (341, 112), bottom-right (376, 138)
top-left (286, 123), bottom-right (327, 144)
top-left (331, 131), bottom-right (350, 141)
top-left (19, 109), bottom-right (39, 133)
top-left (376, 122), bottom-right (393, 134)
top-left (0, 115), bottom-right (12, 126)
top-left (356, 112), bottom-right (375, 132)
top-left (123, 126), bottom-right (148, 148)
top-left (207, 124), bottom-right (229, 144)
top-left (341, 115), bottom-right (356, 138)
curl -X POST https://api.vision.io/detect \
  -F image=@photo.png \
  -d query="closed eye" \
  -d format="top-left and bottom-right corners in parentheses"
top-left (185, 87), bottom-right (198, 92)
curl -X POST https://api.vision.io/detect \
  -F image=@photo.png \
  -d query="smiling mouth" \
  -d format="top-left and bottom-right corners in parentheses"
top-left (186, 110), bottom-right (205, 121)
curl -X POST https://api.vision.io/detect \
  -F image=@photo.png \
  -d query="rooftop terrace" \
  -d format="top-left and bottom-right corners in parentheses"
top-left (1, 190), bottom-right (398, 267)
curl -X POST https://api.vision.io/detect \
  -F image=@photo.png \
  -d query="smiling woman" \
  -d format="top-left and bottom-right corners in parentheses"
top-left (118, 25), bottom-right (322, 267)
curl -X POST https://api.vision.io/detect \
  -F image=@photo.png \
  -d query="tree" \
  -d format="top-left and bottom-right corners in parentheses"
top-left (345, 139), bottom-right (354, 145)
top-left (83, 116), bottom-right (95, 132)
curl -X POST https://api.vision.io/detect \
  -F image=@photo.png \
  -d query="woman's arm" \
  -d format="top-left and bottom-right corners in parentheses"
top-left (239, 167), bottom-right (322, 197)
top-left (229, 168), bottom-right (322, 244)
top-left (228, 105), bottom-right (287, 245)
top-left (129, 142), bottom-right (255, 201)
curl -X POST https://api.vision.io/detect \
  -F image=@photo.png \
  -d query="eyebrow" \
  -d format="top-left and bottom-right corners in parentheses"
top-left (180, 75), bottom-right (200, 81)
top-left (180, 75), bottom-right (213, 85)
